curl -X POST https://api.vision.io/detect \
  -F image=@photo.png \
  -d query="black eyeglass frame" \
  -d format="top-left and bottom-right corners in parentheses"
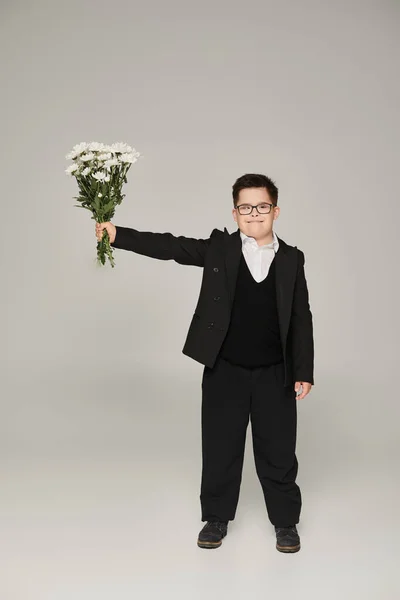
top-left (234, 202), bottom-right (275, 215)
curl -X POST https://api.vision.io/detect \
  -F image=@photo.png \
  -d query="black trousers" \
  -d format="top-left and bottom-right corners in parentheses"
top-left (200, 355), bottom-right (301, 527)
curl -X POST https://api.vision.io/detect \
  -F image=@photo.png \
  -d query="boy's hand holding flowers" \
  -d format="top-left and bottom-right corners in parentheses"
top-left (96, 222), bottom-right (116, 244)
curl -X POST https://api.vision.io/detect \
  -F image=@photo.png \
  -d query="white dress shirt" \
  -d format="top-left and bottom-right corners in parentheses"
top-left (239, 229), bottom-right (279, 283)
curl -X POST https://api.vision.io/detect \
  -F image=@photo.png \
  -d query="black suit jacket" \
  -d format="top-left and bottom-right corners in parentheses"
top-left (111, 225), bottom-right (314, 387)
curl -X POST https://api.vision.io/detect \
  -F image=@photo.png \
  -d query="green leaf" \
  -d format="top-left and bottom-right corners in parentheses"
top-left (73, 205), bottom-right (93, 211)
top-left (102, 200), bottom-right (115, 213)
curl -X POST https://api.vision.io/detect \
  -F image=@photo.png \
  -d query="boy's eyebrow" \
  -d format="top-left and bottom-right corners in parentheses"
top-left (237, 202), bottom-right (268, 206)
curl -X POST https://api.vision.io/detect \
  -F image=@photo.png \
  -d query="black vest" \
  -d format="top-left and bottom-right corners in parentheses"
top-left (219, 252), bottom-right (284, 368)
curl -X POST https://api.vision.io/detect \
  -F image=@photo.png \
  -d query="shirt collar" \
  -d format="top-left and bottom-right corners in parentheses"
top-left (240, 229), bottom-right (279, 252)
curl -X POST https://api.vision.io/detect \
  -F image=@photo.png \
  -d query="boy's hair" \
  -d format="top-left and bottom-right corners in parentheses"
top-left (232, 173), bottom-right (278, 207)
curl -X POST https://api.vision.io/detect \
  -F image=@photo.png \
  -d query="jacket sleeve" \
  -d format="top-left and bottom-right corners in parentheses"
top-left (110, 225), bottom-right (215, 267)
top-left (289, 249), bottom-right (315, 385)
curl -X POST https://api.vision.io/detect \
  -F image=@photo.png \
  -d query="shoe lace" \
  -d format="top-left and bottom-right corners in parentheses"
top-left (276, 525), bottom-right (297, 535)
top-left (206, 520), bottom-right (227, 533)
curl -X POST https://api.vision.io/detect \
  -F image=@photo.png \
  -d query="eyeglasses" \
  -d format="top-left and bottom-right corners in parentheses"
top-left (235, 202), bottom-right (274, 215)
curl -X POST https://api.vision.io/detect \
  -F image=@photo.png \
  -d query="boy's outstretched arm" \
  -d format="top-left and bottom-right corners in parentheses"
top-left (97, 223), bottom-right (215, 267)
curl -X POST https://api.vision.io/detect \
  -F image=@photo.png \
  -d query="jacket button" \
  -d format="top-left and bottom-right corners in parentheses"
top-left (213, 296), bottom-right (220, 301)
top-left (213, 267), bottom-right (219, 272)
top-left (208, 322), bottom-right (214, 329)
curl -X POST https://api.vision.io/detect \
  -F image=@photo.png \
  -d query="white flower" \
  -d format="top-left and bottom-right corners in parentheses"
top-left (65, 163), bottom-right (80, 175)
top-left (97, 152), bottom-right (112, 161)
top-left (120, 153), bottom-right (135, 163)
top-left (88, 142), bottom-right (107, 152)
top-left (65, 142), bottom-right (89, 160)
top-left (81, 167), bottom-right (91, 176)
top-left (110, 142), bottom-right (132, 153)
top-left (104, 158), bottom-right (119, 169)
top-left (104, 175), bottom-right (110, 182)
top-left (80, 152), bottom-right (95, 162)
top-left (92, 171), bottom-right (107, 181)
top-left (98, 193), bottom-right (103, 198)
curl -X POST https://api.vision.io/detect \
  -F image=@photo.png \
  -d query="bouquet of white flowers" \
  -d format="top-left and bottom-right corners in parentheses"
top-left (65, 141), bottom-right (141, 267)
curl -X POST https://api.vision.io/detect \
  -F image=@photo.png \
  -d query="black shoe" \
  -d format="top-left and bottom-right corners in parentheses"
top-left (275, 525), bottom-right (301, 553)
top-left (197, 520), bottom-right (228, 549)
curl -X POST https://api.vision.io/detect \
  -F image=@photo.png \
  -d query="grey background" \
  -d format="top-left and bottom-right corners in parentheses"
top-left (2, 0), bottom-right (399, 598)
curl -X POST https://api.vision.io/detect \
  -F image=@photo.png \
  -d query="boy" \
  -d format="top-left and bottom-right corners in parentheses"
top-left (96, 173), bottom-right (314, 553)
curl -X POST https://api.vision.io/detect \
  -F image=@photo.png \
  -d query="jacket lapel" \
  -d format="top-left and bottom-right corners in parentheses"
top-left (223, 227), bottom-right (297, 348)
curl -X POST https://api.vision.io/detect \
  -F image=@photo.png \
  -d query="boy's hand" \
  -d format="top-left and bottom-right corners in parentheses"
top-left (96, 222), bottom-right (116, 244)
top-left (294, 381), bottom-right (312, 400)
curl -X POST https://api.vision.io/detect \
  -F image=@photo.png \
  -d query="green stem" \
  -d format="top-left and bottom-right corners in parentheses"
top-left (96, 228), bottom-right (115, 267)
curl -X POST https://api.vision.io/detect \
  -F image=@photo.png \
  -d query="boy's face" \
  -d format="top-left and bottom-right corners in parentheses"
top-left (232, 187), bottom-right (280, 240)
